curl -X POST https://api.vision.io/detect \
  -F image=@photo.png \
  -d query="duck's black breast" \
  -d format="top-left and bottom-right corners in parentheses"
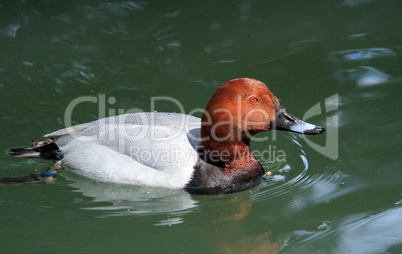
top-left (185, 157), bottom-right (264, 195)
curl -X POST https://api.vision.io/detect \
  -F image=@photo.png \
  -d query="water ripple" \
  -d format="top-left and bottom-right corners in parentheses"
top-left (334, 207), bottom-right (402, 253)
top-left (0, 23), bottom-right (22, 38)
top-left (252, 136), bottom-right (361, 218)
top-left (335, 66), bottom-right (392, 87)
top-left (286, 206), bottom-right (402, 253)
top-left (329, 47), bottom-right (397, 62)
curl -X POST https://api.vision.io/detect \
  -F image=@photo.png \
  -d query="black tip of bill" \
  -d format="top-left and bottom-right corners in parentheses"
top-left (298, 125), bottom-right (325, 135)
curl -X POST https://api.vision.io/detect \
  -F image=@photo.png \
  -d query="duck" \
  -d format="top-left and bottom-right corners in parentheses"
top-left (8, 78), bottom-right (324, 194)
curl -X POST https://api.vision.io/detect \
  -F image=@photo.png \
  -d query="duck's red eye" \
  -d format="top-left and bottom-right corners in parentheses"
top-left (249, 96), bottom-right (258, 103)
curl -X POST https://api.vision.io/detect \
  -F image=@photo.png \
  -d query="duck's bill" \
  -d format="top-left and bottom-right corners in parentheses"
top-left (271, 100), bottom-right (325, 135)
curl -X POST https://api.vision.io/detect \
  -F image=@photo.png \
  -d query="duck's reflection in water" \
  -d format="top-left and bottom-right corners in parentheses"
top-left (65, 173), bottom-right (279, 253)
top-left (197, 191), bottom-right (279, 254)
top-left (65, 173), bottom-right (197, 217)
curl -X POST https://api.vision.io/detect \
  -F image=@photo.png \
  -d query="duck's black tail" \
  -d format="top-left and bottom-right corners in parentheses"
top-left (3, 138), bottom-right (62, 186)
top-left (8, 138), bottom-right (61, 161)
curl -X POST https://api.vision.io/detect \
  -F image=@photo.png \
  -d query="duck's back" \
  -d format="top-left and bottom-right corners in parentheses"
top-left (44, 112), bottom-right (202, 188)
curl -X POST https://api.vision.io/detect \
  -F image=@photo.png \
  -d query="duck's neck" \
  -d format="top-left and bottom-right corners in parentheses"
top-left (201, 135), bottom-right (261, 173)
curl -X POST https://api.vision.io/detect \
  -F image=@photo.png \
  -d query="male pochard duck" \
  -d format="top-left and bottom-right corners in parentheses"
top-left (9, 78), bottom-right (324, 194)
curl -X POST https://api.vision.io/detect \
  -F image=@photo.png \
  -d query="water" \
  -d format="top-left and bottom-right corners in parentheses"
top-left (1, 0), bottom-right (402, 253)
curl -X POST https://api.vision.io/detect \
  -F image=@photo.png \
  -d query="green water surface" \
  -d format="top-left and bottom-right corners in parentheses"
top-left (1, 1), bottom-right (402, 253)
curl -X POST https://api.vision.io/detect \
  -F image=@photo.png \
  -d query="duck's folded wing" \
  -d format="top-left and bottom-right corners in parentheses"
top-left (42, 112), bottom-right (201, 172)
